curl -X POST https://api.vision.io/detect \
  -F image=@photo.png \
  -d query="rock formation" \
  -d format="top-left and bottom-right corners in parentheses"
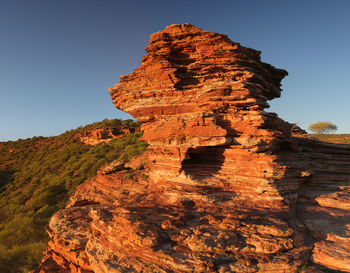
top-left (77, 126), bottom-right (136, 145)
top-left (34, 24), bottom-right (350, 273)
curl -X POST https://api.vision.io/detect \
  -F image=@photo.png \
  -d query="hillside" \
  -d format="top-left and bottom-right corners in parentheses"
top-left (0, 119), bottom-right (147, 273)
top-left (311, 134), bottom-right (350, 144)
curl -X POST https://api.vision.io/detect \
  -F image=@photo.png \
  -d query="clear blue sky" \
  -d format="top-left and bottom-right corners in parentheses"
top-left (1, 0), bottom-right (349, 141)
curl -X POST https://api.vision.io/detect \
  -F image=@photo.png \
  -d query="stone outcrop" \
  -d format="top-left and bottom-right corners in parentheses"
top-left (296, 140), bottom-right (350, 272)
top-left (77, 126), bottom-right (136, 145)
top-left (34, 24), bottom-right (350, 273)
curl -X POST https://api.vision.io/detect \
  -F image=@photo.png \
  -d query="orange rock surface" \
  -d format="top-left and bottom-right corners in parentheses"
top-left (34, 24), bottom-right (350, 273)
top-left (78, 126), bottom-right (136, 145)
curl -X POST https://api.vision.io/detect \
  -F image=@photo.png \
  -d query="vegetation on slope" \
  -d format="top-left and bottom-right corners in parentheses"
top-left (311, 134), bottom-right (350, 144)
top-left (0, 119), bottom-right (148, 273)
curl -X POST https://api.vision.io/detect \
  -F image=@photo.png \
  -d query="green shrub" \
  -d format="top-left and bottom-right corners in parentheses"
top-left (0, 118), bottom-right (147, 272)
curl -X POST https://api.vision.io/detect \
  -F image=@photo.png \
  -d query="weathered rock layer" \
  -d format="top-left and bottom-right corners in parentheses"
top-left (34, 24), bottom-right (350, 273)
top-left (78, 126), bottom-right (137, 145)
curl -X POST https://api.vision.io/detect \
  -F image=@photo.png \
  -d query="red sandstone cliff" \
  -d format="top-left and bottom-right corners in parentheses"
top-left (34, 24), bottom-right (350, 273)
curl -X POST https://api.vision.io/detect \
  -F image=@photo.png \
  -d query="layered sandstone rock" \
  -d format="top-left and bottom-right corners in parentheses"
top-left (296, 140), bottom-right (350, 272)
top-left (34, 24), bottom-right (350, 273)
top-left (77, 126), bottom-right (136, 145)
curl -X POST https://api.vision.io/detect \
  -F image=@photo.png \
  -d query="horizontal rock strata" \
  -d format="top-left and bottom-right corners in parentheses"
top-left (34, 24), bottom-right (350, 273)
top-left (296, 140), bottom-right (350, 272)
top-left (78, 126), bottom-right (137, 145)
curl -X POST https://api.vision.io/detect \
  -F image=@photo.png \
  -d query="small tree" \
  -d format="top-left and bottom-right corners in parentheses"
top-left (308, 121), bottom-right (337, 134)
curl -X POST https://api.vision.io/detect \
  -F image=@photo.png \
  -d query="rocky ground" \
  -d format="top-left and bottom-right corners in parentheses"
top-left (34, 24), bottom-right (349, 273)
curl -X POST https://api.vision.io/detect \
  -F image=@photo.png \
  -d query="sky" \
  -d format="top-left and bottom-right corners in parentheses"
top-left (1, 0), bottom-right (349, 141)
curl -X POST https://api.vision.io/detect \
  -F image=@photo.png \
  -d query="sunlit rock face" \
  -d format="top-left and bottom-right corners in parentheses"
top-left (109, 23), bottom-right (298, 213)
top-left (34, 24), bottom-right (350, 273)
top-left (78, 126), bottom-right (135, 145)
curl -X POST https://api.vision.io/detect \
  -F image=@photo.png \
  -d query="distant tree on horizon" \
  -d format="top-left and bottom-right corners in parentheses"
top-left (308, 121), bottom-right (338, 134)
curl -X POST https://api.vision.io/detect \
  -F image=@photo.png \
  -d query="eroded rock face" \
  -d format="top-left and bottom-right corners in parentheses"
top-left (296, 140), bottom-right (350, 272)
top-left (34, 24), bottom-right (350, 273)
top-left (78, 126), bottom-right (136, 145)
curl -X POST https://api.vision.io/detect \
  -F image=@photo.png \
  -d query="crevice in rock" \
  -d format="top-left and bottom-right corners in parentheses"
top-left (181, 146), bottom-right (225, 177)
top-left (70, 200), bottom-right (100, 207)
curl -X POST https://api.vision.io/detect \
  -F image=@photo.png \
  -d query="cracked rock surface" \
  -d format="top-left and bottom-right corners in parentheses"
top-left (34, 24), bottom-right (350, 273)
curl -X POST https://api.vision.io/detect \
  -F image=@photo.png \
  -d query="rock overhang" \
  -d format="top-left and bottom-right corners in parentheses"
top-left (34, 24), bottom-right (350, 273)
